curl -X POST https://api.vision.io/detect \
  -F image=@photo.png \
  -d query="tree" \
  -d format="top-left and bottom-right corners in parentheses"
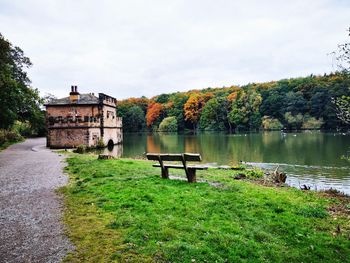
top-left (166, 94), bottom-right (188, 130)
top-left (200, 97), bottom-right (228, 130)
top-left (284, 91), bottom-right (308, 115)
top-left (154, 93), bottom-right (170, 104)
top-left (123, 106), bottom-right (146, 132)
top-left (158, 116), bottom-right (178, 132)
top-left (310, 90), bottom-right (329, 119)
top-left (333, 27), bottom-right (350, 73)
top-left (184, 94), bottom-right (202, 130)
top-left (146, 102), bottom-right (163, 128)
top-left (333, 94), bottom-right (350, 124)
top-left (332, 28), bottom-right (350, 125)
top-left (261, 116), bottom-right (283, 130)
top-left (42, 93), bottom-right (57, 104)
top-left (284, 112), bottom-right (304, 130)
top-left (259, 89), bottom-right (285, 119)
top-left (184, 93), bottom-right (213, 130)
top-left (0, 33), bottom-right (43, 129)
top-left (228, 90), bottom-right (262, 130)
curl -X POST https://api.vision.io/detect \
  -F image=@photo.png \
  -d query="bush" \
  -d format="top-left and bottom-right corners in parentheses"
top-left (12, 121), bottom-right (32, 137)
top-left (74, 144), bottom-right (87, 154)
top-left (301, 116), bottom-right (324, 129)
top-left (284, 112), bottom-right (303, 130)
top-left (158, 116), bottom-right (178, 132)
top-left (0, 130), bottom-right (6, 145)
top-left (261, 116), bottom-right (283, 130)
top-left (97, 138), bottom-right (105, 149)
top-left (0, 129), bottom-right (23, 146)
top-left (245, 168), bottom-right (264, 179)
top-left (6, 131), bottom-right (23, 141)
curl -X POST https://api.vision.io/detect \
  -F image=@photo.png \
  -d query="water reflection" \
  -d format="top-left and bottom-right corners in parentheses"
top-left (122, 131), bottom-right (350, 194)
top-left (93, 143), bottom-right (123, 158)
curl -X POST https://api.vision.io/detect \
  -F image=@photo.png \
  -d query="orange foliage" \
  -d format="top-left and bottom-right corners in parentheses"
top-left (227, 87), bottom-right (242, 101)
top-left (146, 135), bottom-right (160, 152)
top-left (202, 92), bottom-right (214, 102)
top-left (183, 94), bottom-right (208, 126)
top-left (227, 92), bottom-right (238, 101)
top-left (165, 101), bottom-right (173, 110)
top-left (146, 102), bottom-right (163, 127)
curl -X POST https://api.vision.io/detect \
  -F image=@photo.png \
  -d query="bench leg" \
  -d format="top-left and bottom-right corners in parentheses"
top-left (161, 167), bottom-right (169, 179)
top-left (187, 168), bottom-right (196, 183)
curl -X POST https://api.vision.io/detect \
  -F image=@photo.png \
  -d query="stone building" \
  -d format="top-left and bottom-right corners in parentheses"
top-left (45, 86), bottom-right (122, 148)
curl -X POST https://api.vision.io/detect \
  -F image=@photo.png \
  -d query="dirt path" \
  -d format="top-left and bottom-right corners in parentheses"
top-left (0, 138), bottom-right (72, 263)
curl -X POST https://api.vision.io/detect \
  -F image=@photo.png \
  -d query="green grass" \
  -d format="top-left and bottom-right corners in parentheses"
top-left (61, 154), bottom-right (350, 263)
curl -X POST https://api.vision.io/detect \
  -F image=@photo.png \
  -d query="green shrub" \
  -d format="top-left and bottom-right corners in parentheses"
top-left (0, 130), bottom-right (6, 145)
top-left (245, 168), bottom-right (264, 179)
top-left (6, 130), bottom-right (23, 141)
top-left (302, 116), bottom-right (324, 129)
top-left (12, 121), bottom-right (32, 136)
top-left (0, 129), bottom-right (23, 147)
top-left (284, 112), bottom-right (303, 130)
top-left (158, 116), bottom-right (178, 132)
top-left (261, 116), bottom-right (283, 130)
top-left (97, 138), bottom-right (105, 149)
top-left (74, 144), bottom-right (87, 154)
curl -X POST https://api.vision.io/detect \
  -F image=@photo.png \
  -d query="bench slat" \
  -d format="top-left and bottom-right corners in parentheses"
top-left (159, 154), bottom-right (183, 161)
top-left (147, 153), bottom-right (202, 162)
top-left (146, 153), bottom-right (184, 161)
top-left (146, 154), bottom-right (160, 161)
top-left (153, 164), bottom-right (208, 170)
top-left (184, 153), bottom-right (201, 162)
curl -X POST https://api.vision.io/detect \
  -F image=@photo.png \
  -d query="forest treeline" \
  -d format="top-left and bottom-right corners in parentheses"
top-left (0, 33), bottom-right (45, 148)
top-left (117, 72), bottom-right (350, 132)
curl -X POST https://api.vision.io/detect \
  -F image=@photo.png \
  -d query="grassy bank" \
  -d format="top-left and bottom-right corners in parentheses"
top-left (0, 140), bottom-right (19, 151)
top-left (61, 154), bottom-right (350, 262)
top-left (0, 123), bottom-right (30, 151)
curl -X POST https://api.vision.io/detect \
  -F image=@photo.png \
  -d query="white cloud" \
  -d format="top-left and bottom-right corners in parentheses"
top-left (0, 0), bottom-right (349, 99)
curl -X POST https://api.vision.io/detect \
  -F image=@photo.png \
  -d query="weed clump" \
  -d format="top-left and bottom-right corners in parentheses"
top-left (74, 144), bottom-right (88, 154)
top-left (297, 205), bottom-right (328, 218)
top-left (97, 138), bottom-right (105, 149)
top-left (245, 168), bottom-right (264, 179)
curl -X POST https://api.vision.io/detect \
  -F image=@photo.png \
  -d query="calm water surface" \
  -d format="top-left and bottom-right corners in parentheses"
top-left (104, 131), bottom-right (350, 194)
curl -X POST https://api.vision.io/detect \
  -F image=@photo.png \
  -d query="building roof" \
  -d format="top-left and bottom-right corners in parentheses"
top-left (46, 93), bottom-right (99, 106)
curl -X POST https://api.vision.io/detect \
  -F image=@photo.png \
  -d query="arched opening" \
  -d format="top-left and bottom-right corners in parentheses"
top-left (107, 139), bottom-right (114, 150)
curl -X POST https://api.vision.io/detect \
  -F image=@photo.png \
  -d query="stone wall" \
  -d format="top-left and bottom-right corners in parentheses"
top-left (102, 104), bottom-right (117, 127)
top-left (102, 127), bottom-right (123, 146)
top-left (47, 128), bottom-right (89, 148)
top-left (87, 128), bottom-right (101, 147)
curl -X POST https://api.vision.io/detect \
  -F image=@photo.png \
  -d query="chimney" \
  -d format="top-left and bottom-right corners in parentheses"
top-left (69, 85), bottom-right (80, 102)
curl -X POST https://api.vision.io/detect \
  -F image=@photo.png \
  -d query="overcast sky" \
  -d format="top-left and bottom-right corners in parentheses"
top-left (0, 0), bottom-right (349, 99)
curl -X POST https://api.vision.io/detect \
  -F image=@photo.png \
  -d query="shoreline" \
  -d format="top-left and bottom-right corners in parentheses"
top-left (60, 153), bottom-right (350, 262)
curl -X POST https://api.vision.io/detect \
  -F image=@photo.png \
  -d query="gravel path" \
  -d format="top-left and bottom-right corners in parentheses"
top-left (0, 138), bottom-right (73, 263)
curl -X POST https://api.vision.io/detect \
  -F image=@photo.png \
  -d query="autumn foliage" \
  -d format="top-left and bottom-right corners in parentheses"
top-left (117, 73), bottom-right (350, 132)
top-left (183, 93), bottom-right (214, 129)
top-left (146, 102), bottom-right (163, 127)
top-left (184, 94), bottom-right (201, 124)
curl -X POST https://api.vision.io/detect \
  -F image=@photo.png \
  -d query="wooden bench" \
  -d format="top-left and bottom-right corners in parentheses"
top-left (146, 153), bottom-right (208, 183)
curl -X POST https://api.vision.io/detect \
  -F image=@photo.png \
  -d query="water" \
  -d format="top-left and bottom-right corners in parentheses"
top-left (101, 131), bottom-right (350, 194)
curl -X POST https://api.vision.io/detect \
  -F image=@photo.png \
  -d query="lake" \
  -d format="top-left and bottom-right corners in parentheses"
top-left (102, 131), bottom-right (350, 194)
